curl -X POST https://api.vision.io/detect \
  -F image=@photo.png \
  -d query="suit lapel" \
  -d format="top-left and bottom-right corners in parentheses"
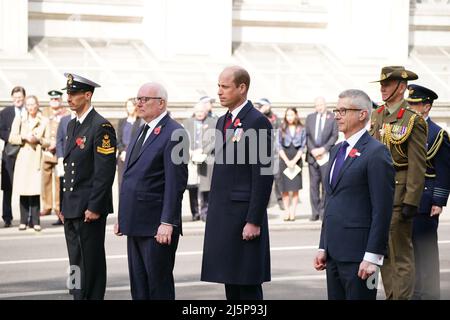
top-left (332, 131), bottom-right (370, 190)
top-left (125, 114), bottom-right (170, 169)
top-left (223, 101), bottom-right (253, 147)
top-left (64, 119), bottom-right (77, 158)
top-left (124, 123), bottom-right (144, 170)
top-left (139, 115), bottom-right (169, 156)
top-left (64, 109), bottom-right (96, 159)
top-left (325, 144), bottom-right (339, 194)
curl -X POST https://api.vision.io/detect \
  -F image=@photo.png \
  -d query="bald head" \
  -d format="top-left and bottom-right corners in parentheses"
top-left (314, 96), bottom-right (327, 114)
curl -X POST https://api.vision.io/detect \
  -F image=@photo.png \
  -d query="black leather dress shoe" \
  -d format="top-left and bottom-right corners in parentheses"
top-left (4, 222), bottom-right (11, 228)
top-left (192, 214), bottom-right (200, 221)
top-left (309, 216), bottom-right (319, 221)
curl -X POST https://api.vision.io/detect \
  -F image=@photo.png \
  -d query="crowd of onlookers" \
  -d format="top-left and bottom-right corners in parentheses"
top-left (0, 85), bottom-right (336, 231)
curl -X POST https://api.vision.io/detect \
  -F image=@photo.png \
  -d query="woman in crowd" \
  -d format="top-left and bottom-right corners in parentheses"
top-left (9, 95), bottom-right (48, 231)
top-left (278, 107), bottom-right (306, 221)
top-left (116, 98), bottom-right (138, 190)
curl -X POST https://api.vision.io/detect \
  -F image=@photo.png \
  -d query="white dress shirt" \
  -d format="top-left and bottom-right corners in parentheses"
top-left (229, 100), bottom-right (248, 121)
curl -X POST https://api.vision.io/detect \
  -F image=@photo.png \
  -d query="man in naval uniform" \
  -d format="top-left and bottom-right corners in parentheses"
top-left (406, 84), bottom-right (450, 300)
top-left (58, 73), bottom-right (116, 300)
top-left (369, 66), bottom-right (427, 300)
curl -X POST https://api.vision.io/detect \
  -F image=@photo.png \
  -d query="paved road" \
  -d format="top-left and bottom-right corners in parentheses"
top-left (1, 215), bottom-right (450, 300)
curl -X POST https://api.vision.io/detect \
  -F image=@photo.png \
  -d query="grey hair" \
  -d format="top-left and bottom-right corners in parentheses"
top-left (143, 82), bottom-right (168, 102)
top-left (338, 89), bottom-right (372, 122)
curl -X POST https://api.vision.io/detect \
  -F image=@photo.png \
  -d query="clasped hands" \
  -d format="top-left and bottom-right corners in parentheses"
top-left (56, 209), bottom-right (101, 224)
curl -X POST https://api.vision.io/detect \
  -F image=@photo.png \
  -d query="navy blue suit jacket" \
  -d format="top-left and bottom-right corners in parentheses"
top-left (319, 131), bottom-right (395, 262)
top-left (201, 101), bottom-right (273, 285)
top-left (418, 118), bottom-right (450, 214)
top-left (0, 106), bottom-right (18, 191)
top-left (56, 114), bottom-right (71, 159)
top-left (118, 114), bottom-right (188, 237)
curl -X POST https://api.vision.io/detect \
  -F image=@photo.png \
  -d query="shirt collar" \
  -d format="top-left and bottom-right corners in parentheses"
top-left (386, 100), bottom-right (403, 115)
top-left (344, 127), bottom-right (367, 151)
top-left (229, 100), bottom-right (248, 121)
top-left (145, 111), bottom-right (167, 131)
top-left (76, 105), bottom-right (94, 124)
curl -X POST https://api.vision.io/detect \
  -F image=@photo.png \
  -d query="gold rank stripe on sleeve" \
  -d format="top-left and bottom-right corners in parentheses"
top-left (97, 146), bottom-right (115, 155)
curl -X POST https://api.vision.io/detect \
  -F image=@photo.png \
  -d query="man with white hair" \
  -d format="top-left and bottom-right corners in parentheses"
top-left (116, 82), bottom-right (188, 299)
top-left (314, 89), bottom-right (395, 300)
top-left (183, 101), bottom-right (216, 221)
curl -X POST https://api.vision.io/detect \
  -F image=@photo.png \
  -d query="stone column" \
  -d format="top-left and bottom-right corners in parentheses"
top-left (143, 0), bottom-right (232, 59)
top-left (327, 0), bottom-right (410, 63)
top-left (0, 0), bottom-right (28, 56)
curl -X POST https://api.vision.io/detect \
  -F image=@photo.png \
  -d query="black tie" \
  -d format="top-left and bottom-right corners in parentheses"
top-left (73, 120), bottom-right (81, 135)
top-left (128, 124), bottom-right (150, 165)
top-left (316, 115), bottom-right (323, 145)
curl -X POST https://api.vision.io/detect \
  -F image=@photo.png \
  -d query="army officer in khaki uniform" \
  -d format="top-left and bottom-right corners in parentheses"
top-left (369, 66), bottom-right (427, 300)
top-left (40, 90), bottom-right (69, 217)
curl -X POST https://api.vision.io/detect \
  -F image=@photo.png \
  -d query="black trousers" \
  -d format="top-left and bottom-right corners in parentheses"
top-left (308, 164), bottom-right (328, 219)
top-left (224, 284), bottom-right (263, 300)
top-left (2, 188), bottom-right (13, 223)
top-left (64, 215), bottom-right (107, 300)
top-left (127, 234), bottom-right (179, 300)
top-left (326, 255), bottom-right (377, 300)
top-left (188, 188), bottom-right (209, 219)
top-left (412, 214), bottom-right (440, 300)
top-left (19, 195), bottom-right (40, 226)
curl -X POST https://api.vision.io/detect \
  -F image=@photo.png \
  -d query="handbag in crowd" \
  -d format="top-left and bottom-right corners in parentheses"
top-left (4, 143), bottom-right (20, 157)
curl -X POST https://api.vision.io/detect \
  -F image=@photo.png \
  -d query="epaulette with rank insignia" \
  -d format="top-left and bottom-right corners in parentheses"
top-left (97, 134), bottom-right (115, 155)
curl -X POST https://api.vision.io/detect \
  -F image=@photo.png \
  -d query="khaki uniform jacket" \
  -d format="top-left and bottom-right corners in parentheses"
top-left (369, 100), bottom-right (427, 207)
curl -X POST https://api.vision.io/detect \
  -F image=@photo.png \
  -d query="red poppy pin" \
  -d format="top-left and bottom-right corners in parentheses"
top-left (234, 118), bottom-right (242, 127)
top-left (75, 136), bottom-right (86, 149)
top-left (348, 148), bottom-right (361, 158)
top-left (397, 108), bottom-right (406, 119)
top-left (154, 126), bottom-right (161, 135)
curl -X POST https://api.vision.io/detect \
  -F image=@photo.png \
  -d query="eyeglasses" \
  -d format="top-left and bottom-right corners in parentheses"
top-left (332, 108), bottom-right (364, 117)
top-left (133, 96), bottom-right (162, 104)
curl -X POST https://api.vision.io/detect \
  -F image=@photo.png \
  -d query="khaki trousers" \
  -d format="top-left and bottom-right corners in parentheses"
top-left (41, 161), bottom-right (60, 212)
top-left (380, 206), bottom-right (415, 300)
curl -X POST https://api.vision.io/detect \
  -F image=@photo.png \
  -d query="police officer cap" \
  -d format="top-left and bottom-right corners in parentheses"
top-left (48, 90), bottom-right (63, 97)
top-left (406, 84), bottom-right (438, 104)
top-left (199, 96), bottom-right (215, 103)
top-left (372, 66), bottom-right (418, 83)
top-left (62, 73), bottom-right (101, 94)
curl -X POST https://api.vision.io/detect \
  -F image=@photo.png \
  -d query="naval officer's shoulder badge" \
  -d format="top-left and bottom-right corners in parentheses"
top-left (97, 133), bottom-right (115, 155)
